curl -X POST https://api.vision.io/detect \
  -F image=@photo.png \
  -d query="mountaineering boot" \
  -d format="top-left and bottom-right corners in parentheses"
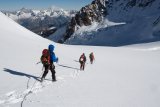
top-left (52, 78), bottom-right (57, 82)
top-left (40, 77), bottom-right (44, 82)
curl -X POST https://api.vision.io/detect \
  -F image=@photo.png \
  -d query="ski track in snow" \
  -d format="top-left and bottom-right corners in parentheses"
top-left (0, 68), bottom-right (81, 106)
top-left (70, 70), bottom-right (80, 78)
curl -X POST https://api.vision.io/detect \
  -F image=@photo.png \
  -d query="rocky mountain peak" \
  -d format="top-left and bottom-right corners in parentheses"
top-left (59, 0), bottom-right (108, 43)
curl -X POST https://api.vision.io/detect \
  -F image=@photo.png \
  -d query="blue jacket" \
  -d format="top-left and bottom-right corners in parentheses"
top-left (48, 44), bottom-right (58, 62)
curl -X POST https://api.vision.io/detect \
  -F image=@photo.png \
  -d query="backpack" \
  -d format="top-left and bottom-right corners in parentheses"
top-left (80, 57), bottom-right (84, 62)
top-left (89, 54), bottom-right (93, 59)
top-left (79, 55), bottom-right (86, 62)
top-left (89, 53), bottom-right (94, 60)
top-left (41, 49), bottom-right (50, 65)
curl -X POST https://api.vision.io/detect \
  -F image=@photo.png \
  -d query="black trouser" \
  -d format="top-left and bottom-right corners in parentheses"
top-left (90, 58), bottom-right (93, 64)
top-left (42, 62), bottom-right (56, 81)
top-left (80, 61), bottom-right (85, 70)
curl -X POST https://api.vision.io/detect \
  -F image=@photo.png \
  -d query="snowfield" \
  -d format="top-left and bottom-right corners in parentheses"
top-left (0, 11), bottom-right (160, 107)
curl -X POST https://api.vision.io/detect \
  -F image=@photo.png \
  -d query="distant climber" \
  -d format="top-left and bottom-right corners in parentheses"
top-left (41, 44), bottom-right (58, 82)
top-left (89, 52), bottom-right (95, 64)
top-left (79, 53), bottom-right (87, 70)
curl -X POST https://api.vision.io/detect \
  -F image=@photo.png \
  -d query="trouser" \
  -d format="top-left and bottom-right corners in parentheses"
top-left (90, 58), bottom-right (93, 64)
top-left (42, 63), bottom-right (56, 81)
top-left (80, 62), bottom-right (85, 70)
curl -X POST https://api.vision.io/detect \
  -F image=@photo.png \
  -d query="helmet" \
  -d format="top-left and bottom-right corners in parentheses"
top-left (48, 44), bottom-right (55, 51)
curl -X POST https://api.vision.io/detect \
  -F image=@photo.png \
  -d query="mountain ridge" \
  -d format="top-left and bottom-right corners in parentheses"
top-left (2, 7), bottom-right (76, 37)
top-left (54, 0), bottom-right (160, 46)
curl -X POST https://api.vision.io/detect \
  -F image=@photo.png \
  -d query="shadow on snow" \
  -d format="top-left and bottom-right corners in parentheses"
top-left (3, 68), bottom-right (40, 81)
top-left (57, 64), bottom-right (80, 70)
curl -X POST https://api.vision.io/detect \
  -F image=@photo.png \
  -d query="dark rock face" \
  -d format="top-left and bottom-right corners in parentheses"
top-left (138, 0), bottom-right (155, 7)
top-left (59, 0), bottom-right (108, 43)
top-left (59, 0), bottom-right (159, 45)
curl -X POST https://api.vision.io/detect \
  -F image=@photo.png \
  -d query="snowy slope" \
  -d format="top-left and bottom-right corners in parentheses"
top-left (0, 11), bottom-right (160, 107)
top-left (0, 11), bottom-right (50, 94)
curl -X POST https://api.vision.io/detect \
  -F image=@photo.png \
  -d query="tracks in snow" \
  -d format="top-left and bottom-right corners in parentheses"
top-left (0, 68), bottom-right (81, 107)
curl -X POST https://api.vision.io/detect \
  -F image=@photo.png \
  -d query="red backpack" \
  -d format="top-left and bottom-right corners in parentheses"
top-left (79, 55), bottom-right (85, 62)
top-left (41, 49), bottom-right (50, 65)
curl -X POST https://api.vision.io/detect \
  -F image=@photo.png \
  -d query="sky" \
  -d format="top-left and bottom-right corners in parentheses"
top-left (0, 0), bottom-right (93, 11)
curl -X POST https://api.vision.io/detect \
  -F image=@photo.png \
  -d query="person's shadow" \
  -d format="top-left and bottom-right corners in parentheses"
top-left (3, 68), bottom-right (40, 81)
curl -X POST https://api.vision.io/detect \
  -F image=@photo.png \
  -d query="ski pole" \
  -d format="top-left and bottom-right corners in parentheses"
top-left (42, 66), bottom-right (44, 71)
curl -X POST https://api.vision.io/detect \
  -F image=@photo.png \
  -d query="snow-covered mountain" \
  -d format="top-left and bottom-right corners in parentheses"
top-left (1, 11), bottom-right (160, 107)
top-left (2, 7), bottom-right (76, 37)
top-left (51, 0), bottom-right (160, 46)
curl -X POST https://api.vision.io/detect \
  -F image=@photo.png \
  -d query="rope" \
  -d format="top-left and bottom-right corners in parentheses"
top-left (20, 70), bottom-right (44, 107)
